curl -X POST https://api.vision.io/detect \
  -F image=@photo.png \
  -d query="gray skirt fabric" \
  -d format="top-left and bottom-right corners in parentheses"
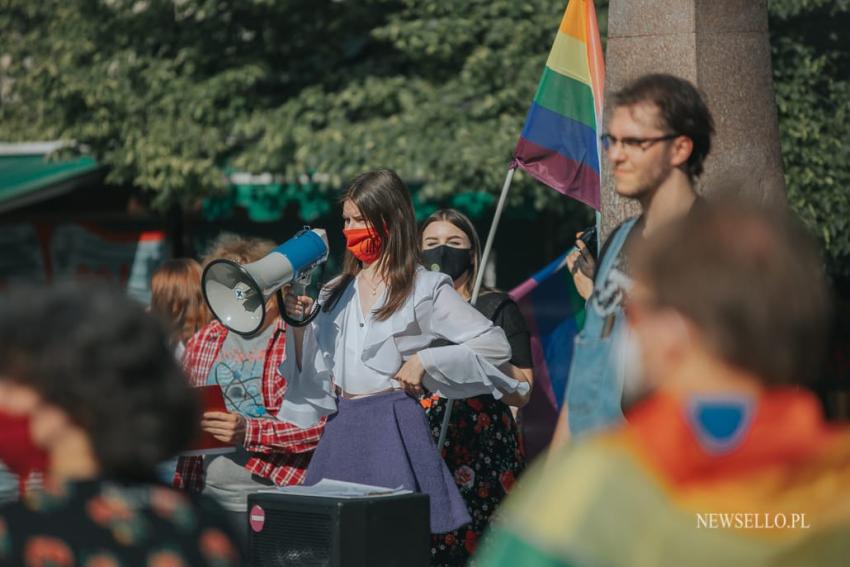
top-left (304, 390), bottom-right (471, 534)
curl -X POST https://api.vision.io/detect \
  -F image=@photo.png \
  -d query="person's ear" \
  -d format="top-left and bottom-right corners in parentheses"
top-left (637, 308), bottom-right (694, 385)
top-left (670, 135), bottom-right (694, 169)
top-left (664, 310), bottom-right (696, 354)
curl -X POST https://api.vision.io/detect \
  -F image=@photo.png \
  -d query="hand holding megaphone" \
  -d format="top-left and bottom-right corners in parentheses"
top-left (283, 287), bottom-right (315, 321)
top-left (202, 227), bottom-right (328, 334)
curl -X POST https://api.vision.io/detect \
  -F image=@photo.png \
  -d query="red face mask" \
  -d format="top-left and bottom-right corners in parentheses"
top-left (344, 227), bottom-right (383, 264)
top-left (0, 410), bottom-right (48, 480)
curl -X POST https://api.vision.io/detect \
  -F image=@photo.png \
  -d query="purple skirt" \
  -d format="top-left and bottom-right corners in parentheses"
top-left (304, 390), bottom-right (471, 534)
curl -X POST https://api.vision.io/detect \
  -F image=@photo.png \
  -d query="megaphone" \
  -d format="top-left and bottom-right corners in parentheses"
top-left (202, 227), bottom-right (329, 335)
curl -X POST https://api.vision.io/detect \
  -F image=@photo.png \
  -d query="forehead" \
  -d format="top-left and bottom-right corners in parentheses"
top-left (342, 199), bottom-right (361, 216)
top-left (609, 103), bottom-right (665, 134)
top-left (422, 220), bottom-right (469, 241)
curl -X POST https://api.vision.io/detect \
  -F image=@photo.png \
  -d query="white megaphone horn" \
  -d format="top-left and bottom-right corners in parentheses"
top-left (202, 227), bottom-right (329, 335)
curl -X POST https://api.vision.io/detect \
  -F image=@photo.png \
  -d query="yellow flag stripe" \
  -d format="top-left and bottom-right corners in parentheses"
top-left (546, 31), bottom-right (591, 86)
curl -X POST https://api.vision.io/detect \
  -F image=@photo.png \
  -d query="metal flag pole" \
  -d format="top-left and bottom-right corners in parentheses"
top-left (436, 166), bottom-right (517, 451)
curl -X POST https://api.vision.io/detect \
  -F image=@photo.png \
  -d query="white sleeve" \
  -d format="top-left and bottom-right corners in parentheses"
top-left (276, 319), bottom-right (337, 428)
top-left (417, 280), bottom-right (529, 400)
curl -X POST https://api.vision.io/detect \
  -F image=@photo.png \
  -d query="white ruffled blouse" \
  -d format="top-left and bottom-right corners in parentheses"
top-left (277, 267), bottom-right (529, 428)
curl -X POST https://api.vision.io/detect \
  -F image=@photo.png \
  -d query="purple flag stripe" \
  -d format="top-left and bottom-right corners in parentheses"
top-left (514, 138), bottom-right (600, 210)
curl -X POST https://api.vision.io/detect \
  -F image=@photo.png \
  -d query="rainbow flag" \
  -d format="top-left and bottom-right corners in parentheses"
top-left (475, 390), bottom-right (850, 566)
top-left (509, 249), bottom-right (585, 460)
top-left (513, 0), bottom-right (605, 210)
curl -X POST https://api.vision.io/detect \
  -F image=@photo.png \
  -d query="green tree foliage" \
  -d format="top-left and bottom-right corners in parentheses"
top-left (0, 0), bottom-right (401, 207)
top-left (0, 0), bottom-right (587, 225)
top-left (769, 0), bottom-right (850, 276)
top-left (1, 0), bottom-right (847, 274)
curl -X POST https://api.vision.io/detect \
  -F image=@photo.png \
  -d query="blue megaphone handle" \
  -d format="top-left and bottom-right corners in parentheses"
top-left (272, 229), bottom-right (327, 275)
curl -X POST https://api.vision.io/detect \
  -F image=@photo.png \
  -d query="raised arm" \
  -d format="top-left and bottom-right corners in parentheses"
top-left (282, 288), bottom-right (314, 370)
top-left (276, 316), bottom-right (337, 429)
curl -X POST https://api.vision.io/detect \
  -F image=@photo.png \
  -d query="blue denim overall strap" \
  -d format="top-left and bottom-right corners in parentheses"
top-left (565, 217), bottom-right (639, 437)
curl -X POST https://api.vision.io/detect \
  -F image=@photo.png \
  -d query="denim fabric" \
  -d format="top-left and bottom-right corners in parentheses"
top-left (566, 218), bottom-right (638, 438)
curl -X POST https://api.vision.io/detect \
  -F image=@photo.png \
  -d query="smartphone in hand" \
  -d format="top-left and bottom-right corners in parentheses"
top-left (576, 227), bottom-right (598, 279)
top-left (578, 226), bottom-right (598, 254)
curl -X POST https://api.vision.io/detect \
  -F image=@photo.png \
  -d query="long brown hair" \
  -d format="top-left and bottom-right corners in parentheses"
top-left (419, 208), bottom-right (482, 298)
top-left (325, 169), bottom-right (420, 320)
top-left (150, 258), bottom-right (211, 345)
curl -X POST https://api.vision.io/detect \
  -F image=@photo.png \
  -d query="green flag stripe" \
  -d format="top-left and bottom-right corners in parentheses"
top-left (534, 67), bottom-right (596, 130)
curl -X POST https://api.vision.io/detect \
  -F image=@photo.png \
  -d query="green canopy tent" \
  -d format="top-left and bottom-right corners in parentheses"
top-left (0, 143), bottom-right (101, 214)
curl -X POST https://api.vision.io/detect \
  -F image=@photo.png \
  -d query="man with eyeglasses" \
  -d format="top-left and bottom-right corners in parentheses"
top-left (554, 73), bottom-right (716, 443)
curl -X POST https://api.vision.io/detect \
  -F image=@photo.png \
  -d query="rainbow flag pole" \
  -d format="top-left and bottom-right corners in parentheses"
top-left (437, 0), bottom-right (605, 449)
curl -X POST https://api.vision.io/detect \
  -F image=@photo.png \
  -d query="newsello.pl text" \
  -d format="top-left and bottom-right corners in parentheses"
top-left (696, 513), bottom-right (811, 529)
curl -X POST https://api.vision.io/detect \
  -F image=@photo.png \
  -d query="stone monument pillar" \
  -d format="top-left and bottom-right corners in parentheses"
top-left (601, 0), bottom-right (786, 235)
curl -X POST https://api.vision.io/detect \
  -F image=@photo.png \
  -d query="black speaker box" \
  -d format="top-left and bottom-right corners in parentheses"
top-left (247, 491), bottom-right (430, 567)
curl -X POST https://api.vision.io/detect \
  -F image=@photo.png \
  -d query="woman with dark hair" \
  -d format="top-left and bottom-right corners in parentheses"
top-left (0, 284), bottom-right (246, 566)
top-left (280, 169), bottom-right (528, 534)
top-left (420, 209), bottom-right (533, 565)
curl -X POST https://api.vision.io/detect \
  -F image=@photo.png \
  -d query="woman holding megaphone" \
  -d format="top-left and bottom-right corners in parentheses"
top-left (280, 169), bottom-right (528, 535)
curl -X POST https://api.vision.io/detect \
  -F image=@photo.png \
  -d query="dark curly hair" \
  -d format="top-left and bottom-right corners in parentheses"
top-left (0, 283), bottom-right (199, 480)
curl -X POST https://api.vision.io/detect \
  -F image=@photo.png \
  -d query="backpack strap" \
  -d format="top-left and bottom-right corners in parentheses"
top-left (593, 217), bottom-right (639, 287)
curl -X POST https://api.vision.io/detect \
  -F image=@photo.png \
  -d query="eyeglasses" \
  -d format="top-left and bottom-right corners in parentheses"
top-left (600, 133), bottom-right (679, 153)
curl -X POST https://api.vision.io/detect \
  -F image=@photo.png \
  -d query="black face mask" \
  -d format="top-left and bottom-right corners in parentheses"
top-left (421, 245), bottom-right (472, 281)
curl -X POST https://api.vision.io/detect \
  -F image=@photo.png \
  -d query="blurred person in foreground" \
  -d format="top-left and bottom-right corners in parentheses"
top-left (0, 284), bottom-right (246, 567)
top-left (174, 234), bottom-right (325, 535)
top-left (475, 199), bottom-right (850, 566)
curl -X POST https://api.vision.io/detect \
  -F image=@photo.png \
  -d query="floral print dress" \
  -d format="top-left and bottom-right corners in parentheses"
top-left (423, 292), bottom-right (532, 566)
top-left (0, 478), bottom-right (247, 567)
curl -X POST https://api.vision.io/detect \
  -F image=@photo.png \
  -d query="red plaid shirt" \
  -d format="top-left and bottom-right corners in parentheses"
top-left (173, 319), bottom-right (325, 493)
